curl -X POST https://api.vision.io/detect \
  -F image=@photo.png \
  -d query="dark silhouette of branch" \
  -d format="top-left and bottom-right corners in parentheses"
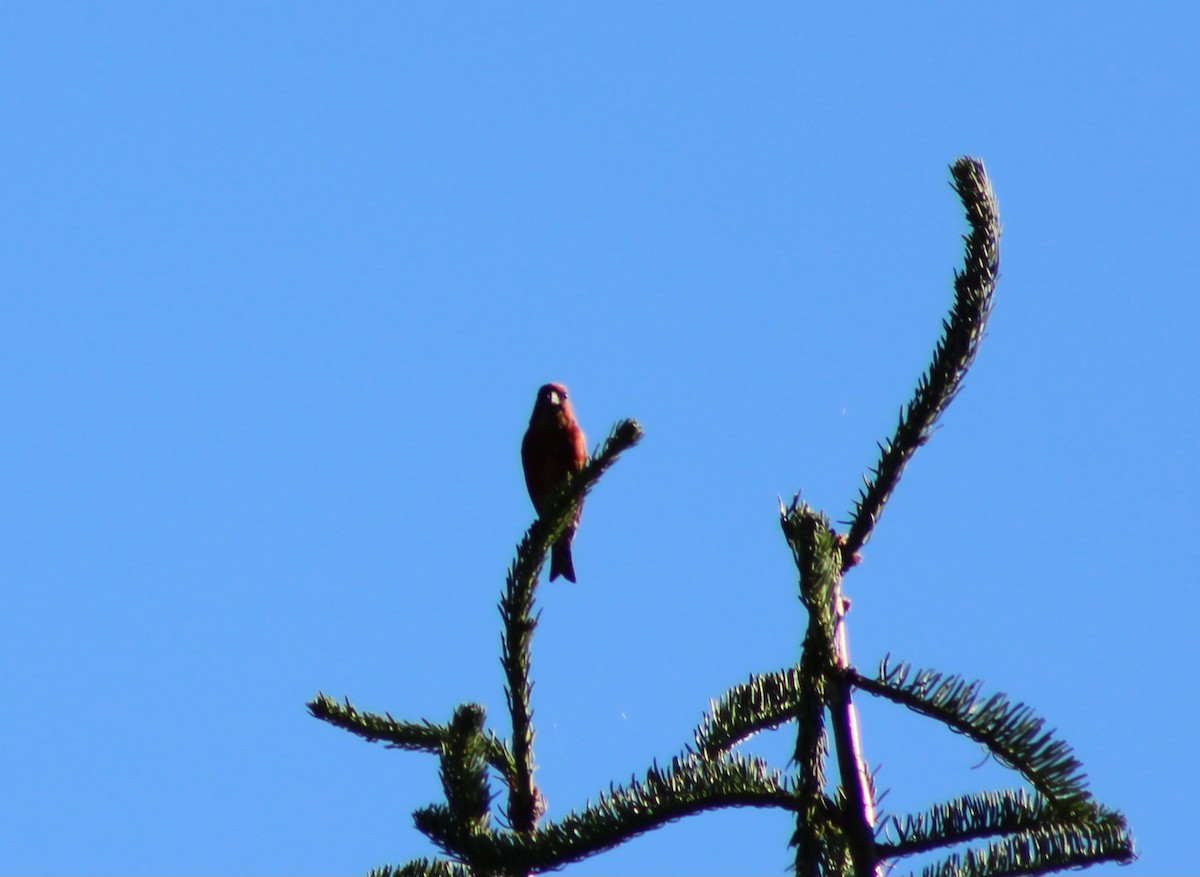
top-left (500, 419), bottom-right (643, 836)
top-left (844, 157), bottom-right (1001, 568)
top-left (307, 693), bottom-right (517, 786)
top-left (877, 790), bottom-right (1124, 859)
top-left (850, 660), bottom-right (1091, 811)
top-left (782, 500), bottom-right (879, 876)
top-left (418, 753), bottom-right (793, 873)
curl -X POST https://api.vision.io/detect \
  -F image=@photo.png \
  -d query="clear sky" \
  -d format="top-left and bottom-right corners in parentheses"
top-left (3, 4), bottom-right (1196, 875)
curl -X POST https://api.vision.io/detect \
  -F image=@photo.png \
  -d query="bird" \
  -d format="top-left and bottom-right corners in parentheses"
top-left (521, 382), bottom-right (589, 582)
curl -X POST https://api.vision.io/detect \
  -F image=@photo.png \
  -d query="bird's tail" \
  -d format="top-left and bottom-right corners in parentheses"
top-left (549, 537), bottom-right (577, 583)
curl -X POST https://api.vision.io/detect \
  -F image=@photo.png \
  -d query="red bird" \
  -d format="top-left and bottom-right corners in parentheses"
top-left (521, 382), bottom-right (589, 582)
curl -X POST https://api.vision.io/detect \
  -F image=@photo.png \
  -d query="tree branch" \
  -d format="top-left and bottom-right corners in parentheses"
top-left (781, 499), bottom-right (878, 876)
top-left (844, 157), bottom-right (1001, 568)
top-left (501, 419), bottom-right (644, 834)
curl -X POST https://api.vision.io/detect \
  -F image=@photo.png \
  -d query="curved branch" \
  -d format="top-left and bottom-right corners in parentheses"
top-left (877, 789), bottom-right (1117, 858)
top-left (694, 667), bottom-right (805, 758)
top-left (844, 157), bottom-right (1001, 567)
top-left (850, 660), bottom-right (1089, 811)
top-left (417, 753), bottom-right (795, 874)
top-left (918, 816), bottom-right (1134, 877)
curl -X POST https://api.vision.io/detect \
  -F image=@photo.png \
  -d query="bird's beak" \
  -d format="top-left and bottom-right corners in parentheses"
top-left (548, 390), bottom-right (561, 406)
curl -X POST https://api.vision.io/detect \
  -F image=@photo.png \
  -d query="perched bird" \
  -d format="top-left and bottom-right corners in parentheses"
top-left (521, 382), bottom-right (589, 582)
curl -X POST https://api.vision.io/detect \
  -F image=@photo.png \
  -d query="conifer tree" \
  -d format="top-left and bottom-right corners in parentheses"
top-left (309, 157), bottom-right (1135, 876)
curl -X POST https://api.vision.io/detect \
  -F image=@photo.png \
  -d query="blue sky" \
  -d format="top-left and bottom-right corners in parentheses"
top-left (2, 4), bottom-right (1196, 875)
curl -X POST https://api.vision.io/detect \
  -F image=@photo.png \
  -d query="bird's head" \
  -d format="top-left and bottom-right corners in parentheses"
top-left (530, 382), bottom-right (574, 425)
